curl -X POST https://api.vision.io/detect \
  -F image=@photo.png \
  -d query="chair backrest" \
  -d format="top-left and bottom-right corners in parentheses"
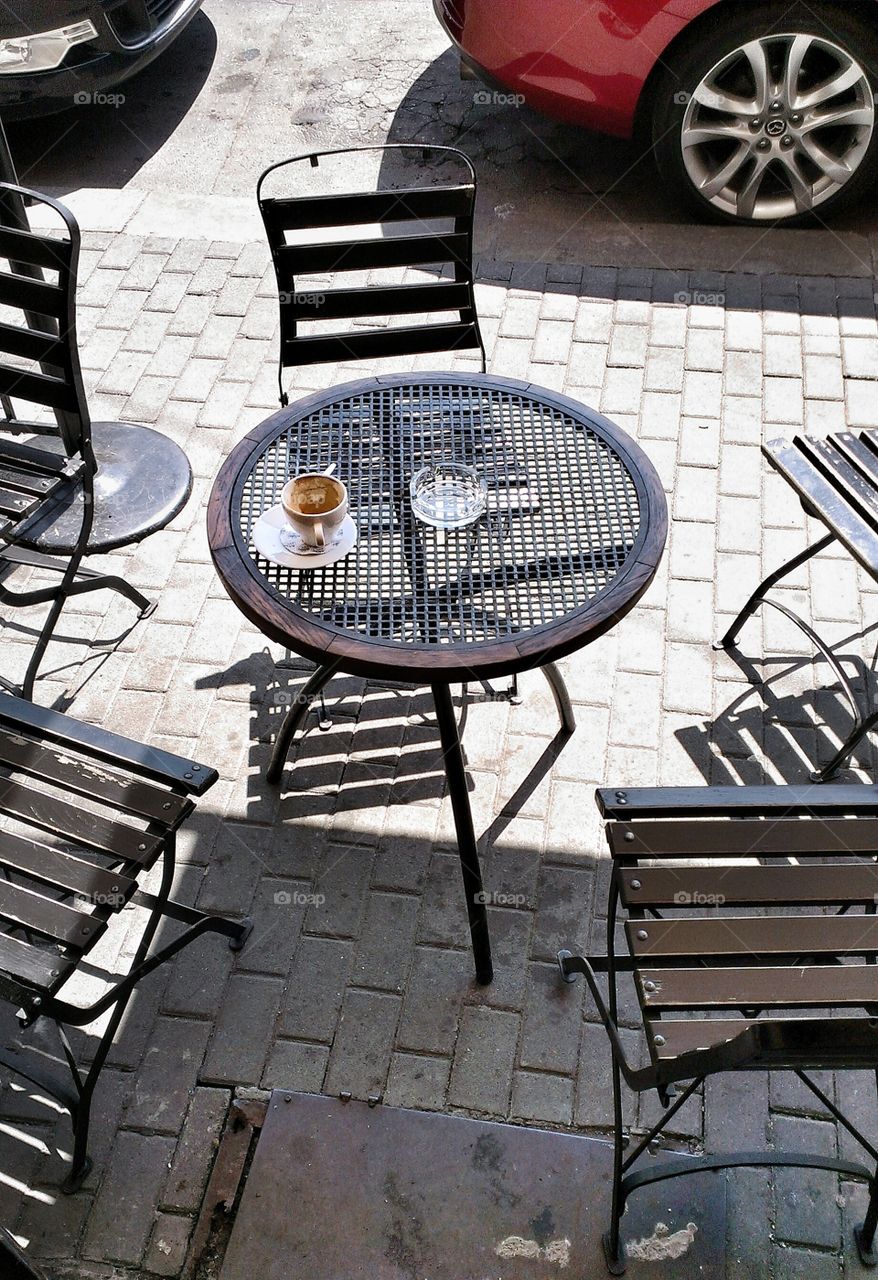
top-left (0, 182), bottom-right (89, 460)
top-left (597, 784), bottom-right (878, 1075)
top-left (256, 144), bottom-right (486, 402)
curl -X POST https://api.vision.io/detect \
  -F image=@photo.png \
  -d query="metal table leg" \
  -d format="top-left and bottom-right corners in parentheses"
top-left (266, 660), bottom-right (341, 784)
top-left (542, 661), bottom-right (576, 734)
top-left (432, 682), bottom-right (493, 985)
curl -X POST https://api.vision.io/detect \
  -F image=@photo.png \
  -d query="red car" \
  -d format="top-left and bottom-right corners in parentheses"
top-left (433, 1), bottom-right (878, 225)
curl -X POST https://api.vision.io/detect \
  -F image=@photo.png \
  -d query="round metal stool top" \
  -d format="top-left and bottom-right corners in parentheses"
top-left (208, 373), bottom-right (667, 682)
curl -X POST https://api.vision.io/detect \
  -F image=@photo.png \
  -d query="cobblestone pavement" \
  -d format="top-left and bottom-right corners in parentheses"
top-left (2, 229), bottom-right (878, 1279)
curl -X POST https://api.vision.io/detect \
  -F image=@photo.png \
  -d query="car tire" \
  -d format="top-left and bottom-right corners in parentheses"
top-left (651, 2), bottom-right (878, 225)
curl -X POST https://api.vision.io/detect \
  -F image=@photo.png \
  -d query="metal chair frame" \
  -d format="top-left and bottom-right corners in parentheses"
top-left (0, 181), bottom-right (189, 699)
top-left (256, 143), bottom-right (487, 407)
top-left (717, 429), bottom-right (878, 780)
top-left (559, 783), bottom-right (878, 1274)
top-left (0, 693), bottom-right (250, 1193)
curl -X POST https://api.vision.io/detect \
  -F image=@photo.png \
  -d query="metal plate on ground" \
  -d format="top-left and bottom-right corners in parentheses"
top-left (219, 1091), bottom-right (726, 1280)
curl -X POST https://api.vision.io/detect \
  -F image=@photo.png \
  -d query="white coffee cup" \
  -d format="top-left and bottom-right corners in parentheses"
top-left (281, 473), bottom-right (348, 549)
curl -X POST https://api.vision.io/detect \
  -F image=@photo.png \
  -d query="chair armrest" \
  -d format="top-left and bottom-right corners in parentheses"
top-left (0, 693), bottom-right (217, 795)
top-left (596, 784), bottom-right (878, 820)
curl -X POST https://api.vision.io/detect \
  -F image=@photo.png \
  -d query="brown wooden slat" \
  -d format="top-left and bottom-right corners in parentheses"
top-left (281, 321), bottom-right (480, 368)
top-left (0, 464), bottom-right (57, 496)
top-left (0, 485), bottom-right (40, 520)
top-left (0, 778), bottom-right (162, 863)
top-left (627, 913), bottom-right (878, 958)
top-left (285, 280), bottom-right (471, 321)
top-left (276, 231), bottom-right (470, 276)
top-left (0, 270), bottom-right (65, 317)
top-left (263, 184), bottom-right (473, 231)
top-left (0, 831), bottom-right (134, 902)
top-left (799, 436), bottom-right (878, 528)
top-left (0, 879), bottom-right (102, 947)
top-left (608, 816), bottom-right (878, 859)
top-left (638, 964), bottom-right (878, 1010)
top-left (765, 436), bottom-right (878, 576)
top-left (620, 863), bottom-right (878, 907)
top-left (0, 929), bottom-right (67, 990)
top-left (598, 784), bottom-right (878, 820)
top-left (0, 726), bottom-right (190, 825)
top-left (0, 223), bottom-right (71, 272)
top-left (648, 1017), bottom-right (756, 1058)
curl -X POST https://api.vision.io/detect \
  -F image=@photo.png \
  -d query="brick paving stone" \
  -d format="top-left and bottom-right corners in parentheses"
top-left (324, 988), bottom-right (401, 1097)
top-left (511, 1070), bottom-right (574, 1124)
top-left (83, 1130), bottom-right (176, 1264)
top-left (518, 960), bottom-right (583, 1074)
top-left (202, 974), bottom-right (284, 1085)
top-left (448, 1006), bottom-right (519, 1113)
top-left (773, 1115), bottom-right (840, 1249)
top-left (279, 937), bottom-right (353, 1041)
top-left (397, 946), bottom-right (472, 1055)
top-left (384, 1052), bottom-right (451, 1110)
top-left (162, 1086), bottom-right (229, 1214)
top-left (352, 891), bottom-right (420, 992)
top-left (262, 1039), bottom-right (329, 1092)
top-left (574, 1021), bottom-right (638, 1128)
top-left (127, 1016), bottom-right (212, 1132)
top-left (531, 866), bottom-right (594, 962)
top-left (144, 1213), bottom-right (194, 1277)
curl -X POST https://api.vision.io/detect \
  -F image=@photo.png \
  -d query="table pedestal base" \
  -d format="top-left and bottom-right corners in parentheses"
top-left (266, 663), bottom-right (576, 985)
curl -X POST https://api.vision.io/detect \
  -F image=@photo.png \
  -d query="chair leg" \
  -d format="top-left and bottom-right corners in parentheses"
top-left (266, 661), bottom-right (341, 784)
top-left (603, 1053), bottom-right (628, 1276)
top-left (713, 533), bottom-right (834, 650)
top-left (855, 1174), bottom-right (878, 1267)
top-left (813, 708), bottom-right (878, 782)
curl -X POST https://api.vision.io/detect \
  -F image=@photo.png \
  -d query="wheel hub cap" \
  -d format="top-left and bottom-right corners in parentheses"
top-left (680, 32), bottom-right (875, 220)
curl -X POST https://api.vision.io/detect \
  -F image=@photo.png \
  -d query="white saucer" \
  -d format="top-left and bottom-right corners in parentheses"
top-left (253, 506), bottom-right (358, 569)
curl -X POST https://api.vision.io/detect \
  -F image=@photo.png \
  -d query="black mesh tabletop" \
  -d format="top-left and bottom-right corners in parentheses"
top-left (208, 374), bottom-right (668, 683)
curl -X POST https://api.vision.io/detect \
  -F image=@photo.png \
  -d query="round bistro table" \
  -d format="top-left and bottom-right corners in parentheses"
top-left (208, 373), bottom-right (667, 984)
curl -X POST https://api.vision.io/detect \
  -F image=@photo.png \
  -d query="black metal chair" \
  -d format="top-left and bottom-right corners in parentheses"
top-left (0, 691), bottom-right (250, 1193)
top-left (1, 1225), bottom-right (49, 1279)
top-left (256, 143), bottom-right (487, 406)
top-left (559, 783), bottom-right (878, 1275)
top-left (0, 181), bottom-right (192, 698)
top-left (716, 429), bottom-right (878, 780)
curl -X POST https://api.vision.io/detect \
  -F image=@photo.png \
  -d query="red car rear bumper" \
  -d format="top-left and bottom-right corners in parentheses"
top-left (433, 0), bottom-right (719, 138)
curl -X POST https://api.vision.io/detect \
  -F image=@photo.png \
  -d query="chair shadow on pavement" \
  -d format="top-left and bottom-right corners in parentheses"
top-left (676, 624), bottom-right (878, 785)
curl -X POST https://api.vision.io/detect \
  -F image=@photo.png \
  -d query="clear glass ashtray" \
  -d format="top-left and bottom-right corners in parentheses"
top-left (409, 463), bottom-right (487, 530)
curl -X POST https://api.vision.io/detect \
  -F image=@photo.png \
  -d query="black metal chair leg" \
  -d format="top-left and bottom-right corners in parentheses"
top-left (714, 533), bottom-right (835, 650)
top-left (856, 1174), bottom-right (878, 1267)
top-left (814, 709), bottom-right (878, 782)
top-left (542, 661), bottom-right (576, 734)
top-left (432, 681), bottom-right (493, 985)
top-left (266, 660), bottom-right (341, 784)
top-left (603, 1053), bottom-right (628, 1276)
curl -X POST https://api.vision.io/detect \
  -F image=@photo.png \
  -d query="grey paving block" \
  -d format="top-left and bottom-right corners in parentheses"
top-left (384, 1053), bottom-right (451, 1111)
top-left (511, 1069), bottom-right (574, 1125)
top-left (162, 1086), bottom-right (229, 1214)
top-left (324, 988), bottom-right (401, 1098)
top-left (448, 1006), bottom-right (520, 1114)
top-left (144, 1211), bottom-right (194, 1277)
top-left (83, 1130), bottom-right (176, 1265)
top-left (305, 842), bottom-right (374, 938)
top-left (262, 1039), bottom-right (330, 1093)
top-left (352, 892), bottom-right (420, 992)
top-left (773, 1114), bottom-right (840, 1249)
top-left (397, 947), bottom-right (472, 1056)
top-left (574, 1020), bottom-right (638, 1130)
top-left (279, 936), bottom-right (353, 1042)
top-left (127, 1016), bottom-right (212, 1132)
top-left (531, 865), bottom-right (594, 962)
top-left (519, 960), bottom-right (583, 1075)
top-left (202, 974), bottom-right (284, 1085)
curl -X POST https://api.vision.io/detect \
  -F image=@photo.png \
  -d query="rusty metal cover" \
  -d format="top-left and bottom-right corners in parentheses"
top-left (219, 1092), bottom-right (725, 1279)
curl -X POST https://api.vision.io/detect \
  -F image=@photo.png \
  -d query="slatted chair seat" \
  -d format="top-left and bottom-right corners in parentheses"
top-left (558, 784), bottom-right (878, 1275)
top-left (718, 429), bottom-right (878, 778)
top-left (0, 692), bottom-right (250, 1193)
top-left (0, 181), bottom-right (193, 700)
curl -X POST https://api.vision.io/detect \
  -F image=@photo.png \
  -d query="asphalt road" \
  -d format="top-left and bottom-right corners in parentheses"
top-left (7, 0), bottom-right (878, 275)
